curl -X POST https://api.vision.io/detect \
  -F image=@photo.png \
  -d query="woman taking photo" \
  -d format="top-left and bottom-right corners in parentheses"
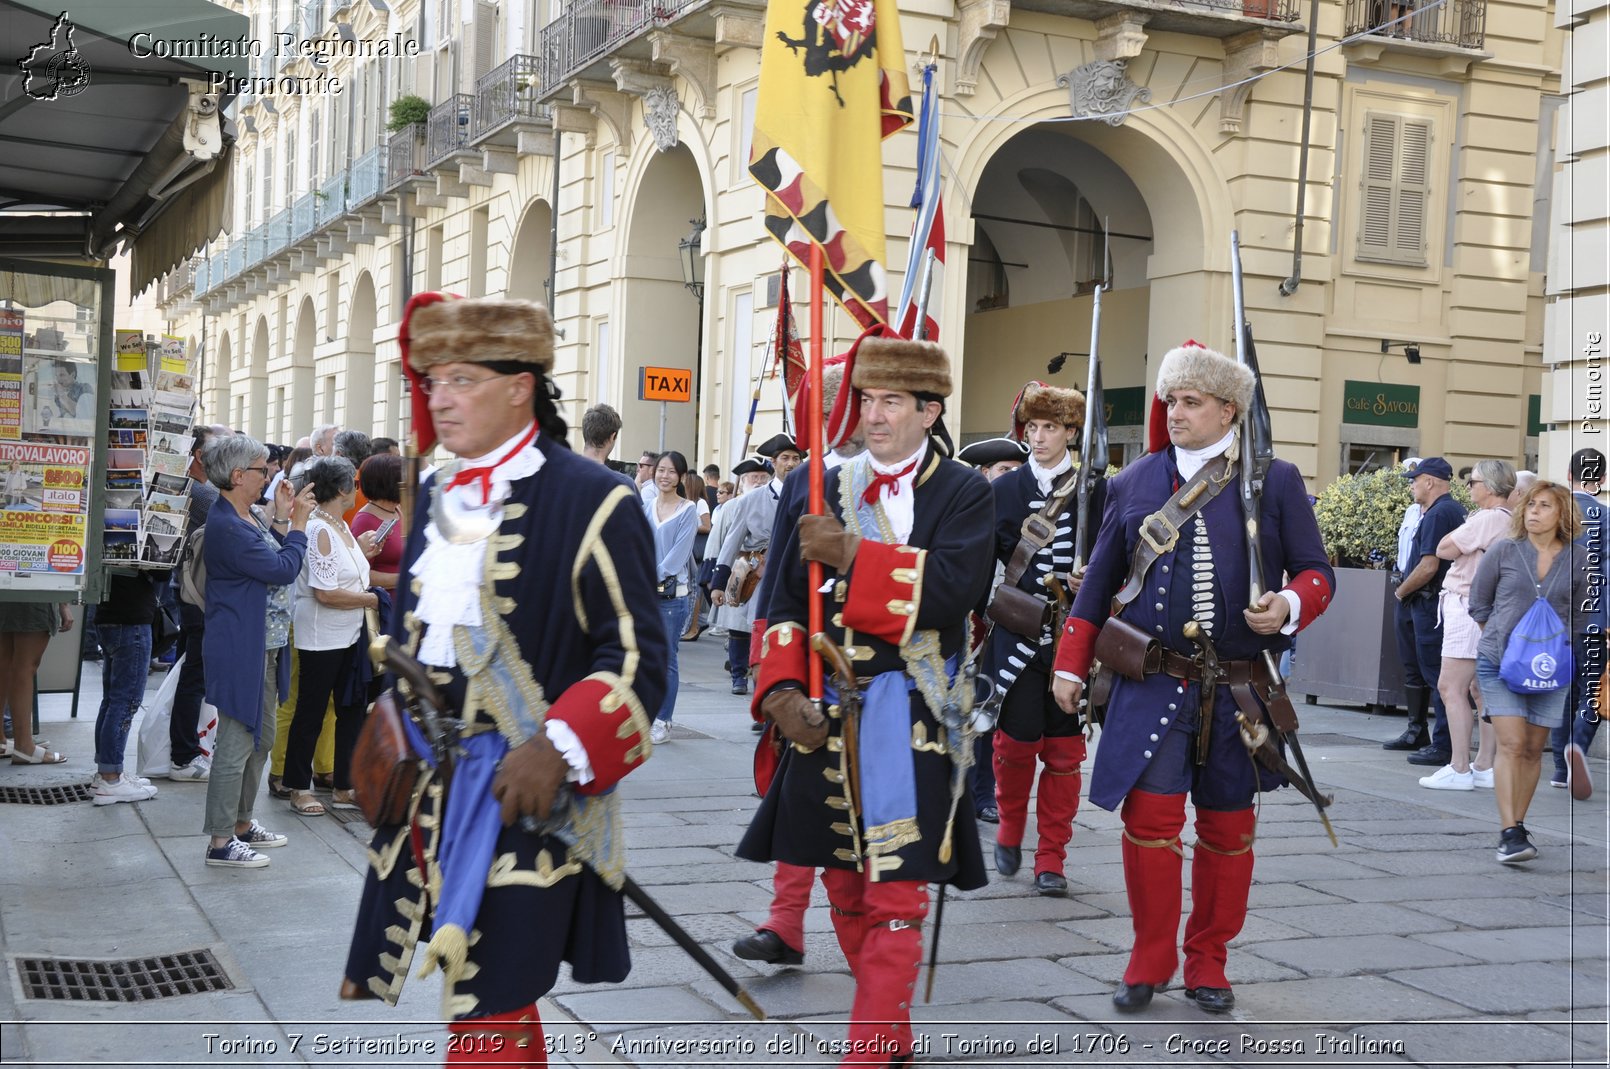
top-left (644, 450), bottom-right (697, 746)
top-left (349, 453), bottom-right (406, 591)
top-left (283, 457), bottom-right (380, 816)
top-left (1421, 459), bottom-right (1516, 791)
top-left (1468, 481), bottom-right (1590, 864)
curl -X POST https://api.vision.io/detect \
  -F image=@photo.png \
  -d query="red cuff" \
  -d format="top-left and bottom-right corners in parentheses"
top-left (1286, 569), bottom-right (1333, 632)
top-left (841, 541), bottom-right (925, 646)
top-left (545, 677), bottom-right (647, 794)
top-left (1053, 617), bottom-right (1100, 678)
top-left (748, 617), bottom-right (767, 672)
top-left (753, 622), bottom-right (809, 720)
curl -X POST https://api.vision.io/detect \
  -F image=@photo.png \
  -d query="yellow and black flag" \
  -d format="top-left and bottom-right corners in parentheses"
top-left (749, 0), bottom-right (914, 328)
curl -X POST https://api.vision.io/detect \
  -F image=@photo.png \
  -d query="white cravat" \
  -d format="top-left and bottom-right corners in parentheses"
top-left (1174, 429), bottom-right (1236, 481)
top-left (1028, 451), bottom-right (1073, 498)
top-left (865, 442), bottom-right (926, 543)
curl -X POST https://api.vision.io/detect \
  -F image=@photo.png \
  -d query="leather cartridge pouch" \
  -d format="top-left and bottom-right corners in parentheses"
top-left (987, 583), bottom-right (1050, 636)
top-left (352, 690), bottom-right (421, 827)
top-left (730, 549), bottom-right (767, 606)
top-left (1093, 616), bottom-right (1162, 682)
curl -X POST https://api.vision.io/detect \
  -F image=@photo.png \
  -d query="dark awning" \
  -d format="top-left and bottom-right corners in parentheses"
top-left (0, 0), bottom-right (250, 292)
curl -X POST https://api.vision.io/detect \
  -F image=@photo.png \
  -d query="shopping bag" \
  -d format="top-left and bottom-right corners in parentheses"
top-left (136, 654), bottom-right (184, 777)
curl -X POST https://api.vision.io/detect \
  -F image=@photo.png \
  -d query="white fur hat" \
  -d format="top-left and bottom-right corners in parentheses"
top-left (1154, 341), bottom-right (1255, 416)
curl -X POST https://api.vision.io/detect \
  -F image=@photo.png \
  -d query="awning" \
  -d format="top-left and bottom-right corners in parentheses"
top-left (0, 0), bottom-right (251, 293)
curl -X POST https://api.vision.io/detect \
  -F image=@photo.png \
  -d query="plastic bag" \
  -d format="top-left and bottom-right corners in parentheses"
top-left (136, 654), bottom-right (219, 776)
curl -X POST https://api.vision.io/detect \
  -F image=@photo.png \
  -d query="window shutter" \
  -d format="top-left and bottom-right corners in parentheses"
top-left (1358, 112), bottom-right (1433, 266)
top-left (474, 3), bottom-right (499, 82)
top-left (1359, 114), bottom-right (1398, 259)
top-left (1395, 119), bottom-right (1432, 260)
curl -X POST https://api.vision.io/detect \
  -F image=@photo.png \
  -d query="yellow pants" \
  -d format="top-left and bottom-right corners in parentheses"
top-left (270, 644), bottom-right (335, 778)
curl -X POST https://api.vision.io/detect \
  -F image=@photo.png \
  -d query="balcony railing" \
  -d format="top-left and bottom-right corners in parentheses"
top-left (317, 171), bottom-right (347, 224)
top-left (538, 0), bottom-right (701, 98)
top-left (292, 192), bottom-right (317, 242)
top-left (194, 258), bottom-right (211, 295)
top-left (349, 144), bottom-right (384, 206)
top-left (1344, 0), bottom-right (1485, 47)
top-left (426, 94), bottom-right (474, 166)
top-left (244, 225), bottom-right (266, 267)
top-left (226, 241), bottom-right (244, 279)
top-left (267, 208), bottom-right (293, 256)
top-left (385, 123), bottom-right (427, 188)
top-left (302, 0), bottom-right (327, 37)
top-left (473, 54), bottom-right (551, 140)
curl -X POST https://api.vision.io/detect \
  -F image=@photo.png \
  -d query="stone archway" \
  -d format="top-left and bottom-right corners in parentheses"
top-left (508, 199), bottom-right (553, 305)
top-left (347, 273), bottom-right (377, 431)
top-left (293, 296), bottom-right (317, 442)
top-left (210, 331), bottom-right (231, 426)
top-left (619, 143), bottom-right (705, 460)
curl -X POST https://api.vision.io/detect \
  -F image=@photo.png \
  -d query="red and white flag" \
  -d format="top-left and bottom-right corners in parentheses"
top-left (893, 62), bottom-right (945, 342)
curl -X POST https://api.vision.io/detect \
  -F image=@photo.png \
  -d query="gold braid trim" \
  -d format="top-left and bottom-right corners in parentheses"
top-left (1194, 832), bottom-right (1256, 856)
top-left (1123, 829), bottom-right (1187, 858)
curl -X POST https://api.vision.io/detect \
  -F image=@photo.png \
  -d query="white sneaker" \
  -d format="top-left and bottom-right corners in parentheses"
top-left (169, 756), bottom-right (211, 782)
top-left (1418, 764), bottom-right (1474, 791)
top-left (1471, 766), bottom-right (1494, 789)
top-left (650, 721), bottom-right (670, 745)
top-left (92, 774), bottom-right (159, 806)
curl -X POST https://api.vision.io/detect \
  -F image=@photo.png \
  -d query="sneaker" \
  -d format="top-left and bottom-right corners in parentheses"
top-left (1550, 778), bottom-right (1568, 789)
top-left (168, 757), bottom-right (211, 782)
top-left (1566, 743), bottom-right (1594, 801)
top-left (1496, 824), bottom-right (1537, 864)
top-left (1471, 766), bottom-right (1494, 789)
top-left (92, 774), bottom-right (158, 806)
top-left (650, 721), bottom-right (670, 745)
top-left (1418, 764), bottom-right (1474, 791)
top-left (205, 839), bottom-right (270, 868)
top-left (234, 819), bottom-right (288, 849)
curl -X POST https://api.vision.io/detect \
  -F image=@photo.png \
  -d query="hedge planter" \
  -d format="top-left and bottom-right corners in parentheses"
top-left (1287, 567), bottom-right (1405, 711)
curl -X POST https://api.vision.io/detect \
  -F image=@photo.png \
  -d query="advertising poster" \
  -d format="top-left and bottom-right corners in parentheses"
top-left (21, 353), bottom-right (96, 438)
top-left (160, 335), bottom-right (187, 373)
top-left (115, 328), bottom-right (146, 371)
top-left (0, 308), bottom-right (21, 440)
top-left (0, 441), bottom-right (90, 576)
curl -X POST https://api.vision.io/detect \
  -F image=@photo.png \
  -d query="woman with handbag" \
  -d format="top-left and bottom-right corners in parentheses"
top-left (644, 450), bottom-right (698, 746)
top-left (1468, 481), bottom-right (1590, 864)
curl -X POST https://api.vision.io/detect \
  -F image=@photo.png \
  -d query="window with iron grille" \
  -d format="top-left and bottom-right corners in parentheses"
top-left (1358, 111), bottom-right (1433, 266)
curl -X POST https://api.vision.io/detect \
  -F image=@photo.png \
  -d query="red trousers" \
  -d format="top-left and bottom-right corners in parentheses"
top-left (819, 868), bottom-right (929, 1065)
top-left (446, 1004), bottom-right (545, 1066)
top-left (761, 861), bottom-right (815, 952)
top-left (993, 733), bottom-right (1085, 876)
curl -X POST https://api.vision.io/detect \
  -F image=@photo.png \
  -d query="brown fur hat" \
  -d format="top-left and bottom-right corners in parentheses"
top-left (850, 336), bottom-right (952, 398)
top-left (1154, 342), bottom-right (1254, 416)
top-left (1014, 383), bottom-right (1086, 429)
top-left (403, 296), bottom-right (555, 374)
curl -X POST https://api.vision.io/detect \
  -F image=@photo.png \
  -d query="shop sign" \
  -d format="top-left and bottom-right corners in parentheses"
top-left (1343, 381), bottom-right (1419, 428)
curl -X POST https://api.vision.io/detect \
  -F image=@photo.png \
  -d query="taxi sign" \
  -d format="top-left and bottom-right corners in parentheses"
top-left (639, 366), bottom-right (692, 403)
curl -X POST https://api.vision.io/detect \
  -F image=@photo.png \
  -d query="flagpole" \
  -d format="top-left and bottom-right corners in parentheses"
top-left (806, 242), bottom-right (826, 702)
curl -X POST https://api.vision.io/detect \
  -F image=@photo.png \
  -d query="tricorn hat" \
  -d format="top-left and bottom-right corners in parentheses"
top-left (398, 292), bottom-right (557, 453)
top-left (756, 433), bottom-right (801, 459)
top-left (732, 456), bottom-right (772, 477)
top-left (957, 436), bottom-right (1030, 467)
top-left (1010, 381), bottom-right (1086, 441)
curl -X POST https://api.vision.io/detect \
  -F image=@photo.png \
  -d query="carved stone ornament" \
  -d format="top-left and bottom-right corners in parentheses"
top-left (1056, 60), bottom-right (1150, 127)
top-left (643, 86), bottom-right (680, 153)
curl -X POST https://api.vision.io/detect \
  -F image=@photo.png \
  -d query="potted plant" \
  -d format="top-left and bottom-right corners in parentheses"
top-left (387, 95), bottom-right (431, 133)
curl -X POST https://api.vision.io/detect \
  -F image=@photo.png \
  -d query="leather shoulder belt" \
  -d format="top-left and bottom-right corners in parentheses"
top-left (1111, 451), bottom-right (1237, 616)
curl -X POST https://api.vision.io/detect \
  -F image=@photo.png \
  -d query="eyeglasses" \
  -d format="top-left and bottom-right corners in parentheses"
top-left (243, 465), bottom-right (268, 476)
top-left (418, 372), bottom-right (510, 396)
top-left (1466, 478), bottom-right (1484, 487)
top-left (637, 460), bottom-right (655, 468)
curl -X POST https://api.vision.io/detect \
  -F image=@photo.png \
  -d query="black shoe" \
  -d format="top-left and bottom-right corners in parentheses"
top-left (751, 720), bottom-right (765, 733)
top-left (1407, 746), bottom-right (1452, 766)
top-left (731, 929), bottom-right (803, 965)
top-left (976, 805), bottom-right (999, 824)
top-left (1034, 872), bottom-right (1068, 897)
top-left (681, 627), bottom-right (704, 643)
top-left (1496, 824), bottom-right (1537, 864)
top-left (994, 842), bottom-right (1021, 876)
top-left (1382, 725), bottom-right (1428, 750)
top-left (1184, 986), bottom-right (1235, 1013)
top-left (732, 682), bottom-right (749, 695)
top-left (1112, 981), bottom-right (1156, 1012)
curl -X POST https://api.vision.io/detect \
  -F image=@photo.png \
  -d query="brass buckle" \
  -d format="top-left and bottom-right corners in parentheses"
top-left (1021, 515), bottom-right (1055, 543)
top-left (1140, 511), bottom-right (1179, 554)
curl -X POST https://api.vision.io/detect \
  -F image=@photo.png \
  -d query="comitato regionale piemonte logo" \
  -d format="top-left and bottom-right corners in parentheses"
top-left (18, 11), bottom-right (92, 100)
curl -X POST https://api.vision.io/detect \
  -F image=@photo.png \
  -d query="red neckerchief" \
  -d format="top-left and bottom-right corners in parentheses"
top-left (863, 456), bottom-right (920, 507)
top-left (444, 423), bottom-right (539, 505)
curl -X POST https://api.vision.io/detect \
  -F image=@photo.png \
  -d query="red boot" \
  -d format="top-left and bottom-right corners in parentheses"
top-left (821, 867), bottom-right (871, 975)
top-left (446, 1003), bottom-right (546, 1066)
top-left (1182, 807), bottom-right (1256, 992)
top-left (839, 879), bottom-right (928, 1065)
top-left (762, 862), bottom-right (814, 954)
top-left (992, 733), bottom-right (1042, 856)
top-left (1119, 790), bottom-right (1186, 986)
top-left (1033, 734), bottom-right (1087, 880)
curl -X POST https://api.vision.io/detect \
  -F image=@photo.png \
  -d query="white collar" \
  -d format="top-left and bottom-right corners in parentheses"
top-left (1028, 450), bottom-right (1072, 487)
top-left (1174, 430), bottom-right (1236, 481)
top-left (459, 422), bottom-right (538, 469)
top-left (442, 422), bottom-right (543, 508)
top-left (869, 442), bottom-right (927, 476)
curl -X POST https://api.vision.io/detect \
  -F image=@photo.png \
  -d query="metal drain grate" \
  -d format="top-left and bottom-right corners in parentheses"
top-left (17, 950), bottom-right (234, 1001)
top-left (0, 783), bottom-right (95, 805)
top-left (328, 806), bottom-right (367, 826)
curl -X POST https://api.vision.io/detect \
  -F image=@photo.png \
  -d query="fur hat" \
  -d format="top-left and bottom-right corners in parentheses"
top-left (1011, 382), bottom-right (1086, 440)
top-left (849, 336), bottom-right (952, 399)
top-left (402, 294), bottom-right (555, 374)
top-left (1154, 341), bottom-right (1254, 416)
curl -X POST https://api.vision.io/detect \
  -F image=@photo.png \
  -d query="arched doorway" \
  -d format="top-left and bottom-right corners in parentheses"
top-left (247, 316), bottom-right (270, 439)
top-left (293, 296), bottom-right (317, 443)
top-left (210, 330), bottom-right (231, 425)
top-left (508, 199), bottom-right (553, 305)
top-left (346, 273), bottom-right (377, 431)
top-left (621, 143), bottom-right (705, 460)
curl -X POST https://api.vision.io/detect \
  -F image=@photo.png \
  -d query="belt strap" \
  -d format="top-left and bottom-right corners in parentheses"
top-left (1112, 452), bottom-right (1237, 615)
top-left (1001, 472), bottom-right (1079, 592)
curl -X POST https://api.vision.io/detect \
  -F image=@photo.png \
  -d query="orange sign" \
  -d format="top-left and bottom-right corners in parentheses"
top-left (639, 366), bottom-right (692, 403)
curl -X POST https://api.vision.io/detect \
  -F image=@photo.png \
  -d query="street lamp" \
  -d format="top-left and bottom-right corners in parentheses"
top-left (676, 217), bottom-right (706, 457)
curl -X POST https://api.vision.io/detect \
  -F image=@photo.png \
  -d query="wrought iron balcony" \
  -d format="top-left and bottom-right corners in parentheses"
top-left (1343, 0), bottom-right (1485, 48)
top-left (426, 94), bottom-right (474, 167)
top-left (349, 144), bottom-right (385, 206)
top-left (385, 123), bottom-right (427, 189)
top-left (292, 192), bottom-right (318, 243)
top-left (317, 171), bottom-right (347, 225)
top-left (473, 54), bottom-right (552, 143)
top-left (536, 0), bottom-right (703, 100)
top-left (1013, 0), bottom-right (1300, 37)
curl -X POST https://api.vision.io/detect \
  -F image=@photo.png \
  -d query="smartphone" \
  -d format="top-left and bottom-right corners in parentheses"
top-left (372, 516), bottom-right (399, 543)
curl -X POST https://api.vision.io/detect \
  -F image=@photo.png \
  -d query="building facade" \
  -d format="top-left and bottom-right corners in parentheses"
top-left (155, 0), bottom-right (1566, 484)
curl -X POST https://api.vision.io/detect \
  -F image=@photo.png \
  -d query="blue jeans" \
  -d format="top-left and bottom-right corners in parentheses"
top-left (94, 623), bottom-right (152, 775)
top-left (656, 595), bottom-right (690, 724)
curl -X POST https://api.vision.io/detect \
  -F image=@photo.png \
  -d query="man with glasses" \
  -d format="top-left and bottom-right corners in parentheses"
top-left (342, 294), bottom-right (667, 1063)
top-left (1393, 457), bottom-right (1467, 769)
top-left (635, 449), bottom-right (659, 503)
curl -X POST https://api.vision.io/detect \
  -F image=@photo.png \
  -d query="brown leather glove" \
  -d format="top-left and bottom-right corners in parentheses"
top-left (492, 732), bottom-right (571, 826)
top-left (761, 687), bottom-right (830, 751)
top-left (797, 513), bottom-right (861, 572)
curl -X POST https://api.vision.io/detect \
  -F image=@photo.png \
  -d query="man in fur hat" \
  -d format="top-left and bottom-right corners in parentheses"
top-left (738, 336), bottom-right (994, 1066)
top-left (1052, 341), bottom-right (1333, 1016)
top-left (985, 382), bottom-right (1089, 897)
top-left (341, 294), bottom-right (668, 1063)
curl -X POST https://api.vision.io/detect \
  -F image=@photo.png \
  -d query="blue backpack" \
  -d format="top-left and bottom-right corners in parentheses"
top-left (1498, 548), bottom-right (1572, 694)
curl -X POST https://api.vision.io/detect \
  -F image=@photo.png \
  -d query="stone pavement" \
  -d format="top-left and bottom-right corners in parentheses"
top-left (1, 636), bottom-right (1605, 1068)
